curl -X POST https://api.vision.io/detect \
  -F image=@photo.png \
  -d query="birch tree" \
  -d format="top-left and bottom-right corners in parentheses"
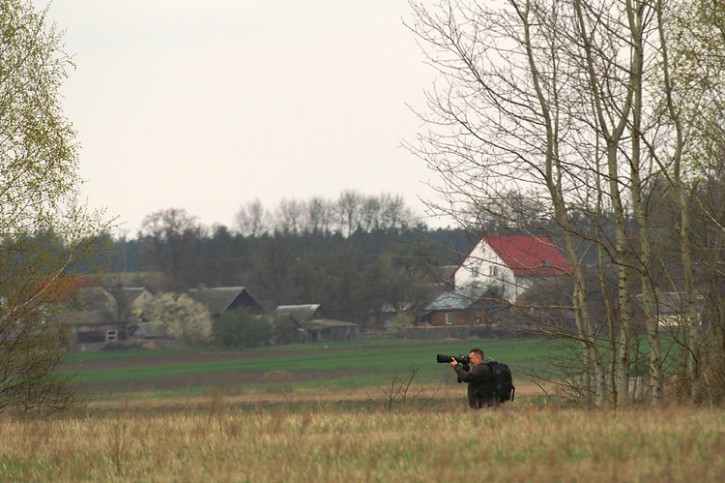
top-left (1, 0), bottom-right (111, 412)
top-left (407, 0), bottom-right (715, 405)
top-left (652, 0), bottom-right (724, 403)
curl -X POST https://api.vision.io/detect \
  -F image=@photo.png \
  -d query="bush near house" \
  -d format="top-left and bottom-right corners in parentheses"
top-left (214, 308), bottom-right (272, 348)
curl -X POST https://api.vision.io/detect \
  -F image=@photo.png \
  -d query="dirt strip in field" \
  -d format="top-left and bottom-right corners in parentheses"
top-left (79, 381), bottom-right (545, 413)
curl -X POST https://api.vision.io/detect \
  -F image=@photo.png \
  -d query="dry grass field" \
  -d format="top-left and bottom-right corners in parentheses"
top-left (1, 385), bottom-right (723, 482)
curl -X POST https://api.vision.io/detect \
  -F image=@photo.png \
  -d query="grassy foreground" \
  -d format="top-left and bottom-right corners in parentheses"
top-left (1, 401), bottom-right (723, 482)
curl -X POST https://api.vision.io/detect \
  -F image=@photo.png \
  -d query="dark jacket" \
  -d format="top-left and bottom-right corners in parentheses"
top-left (453, 362), bottom-right (496, 409)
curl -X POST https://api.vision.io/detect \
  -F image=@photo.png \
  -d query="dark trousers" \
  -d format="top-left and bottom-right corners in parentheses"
top-left (470, 396), bottom-right (499, 409)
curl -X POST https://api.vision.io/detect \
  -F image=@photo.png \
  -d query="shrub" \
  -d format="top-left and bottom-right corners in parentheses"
top-left (271, 315), bottom-right (298, 345)
top-left (214, 309), bottom-right (272, 348)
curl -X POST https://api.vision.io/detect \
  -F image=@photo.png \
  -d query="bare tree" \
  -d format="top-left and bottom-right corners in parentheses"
top-left (305, 196), bottom-right (334, 234)
top-left (407, 0), bottom-right (717, 405)
top-left (140, 208), bottom-right (204, 290)
top-left (651, 0), bottom-right (725, 403)
top-left (234, 193), bottom-right (416, 237)
top-left (407, 0), bottom-right (607, 404)
top-left (361, 196), bottom-right (382, 232)
top-left (234, 199), bottom-right (268, 237)
top-left (336, 190), bottom-right (364, 237)
top-left (275, 198), bottom-right (303, 235)
top-left (379, 194), bottom-right (416, 231)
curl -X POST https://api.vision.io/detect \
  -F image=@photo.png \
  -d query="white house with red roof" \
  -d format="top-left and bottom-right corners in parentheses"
top-left (453, 233), bottom-right (573, 304)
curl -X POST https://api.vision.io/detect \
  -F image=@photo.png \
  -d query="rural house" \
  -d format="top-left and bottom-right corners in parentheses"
top-left (634, 291), bottom-right (705, 329)
top-left (419, 233), bottom-right (573, 328)
top-left (367, 302), bottom-right (420, 329)
top-left (420, 284), bottom-right (504, 327)
top-left (60, 284), bottom-right (129, 350)
top-left (453, 233), bottom-right (573, 305)
top-left (275, 304), bottom-right (358, 343)
top-left (117, 286), bottom-right (154, 323)
top-left (11, 276), bottom-right (128, 350)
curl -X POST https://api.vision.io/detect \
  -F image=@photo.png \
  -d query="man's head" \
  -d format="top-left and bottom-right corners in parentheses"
top-left (469, 348), bottom-right (484, 366)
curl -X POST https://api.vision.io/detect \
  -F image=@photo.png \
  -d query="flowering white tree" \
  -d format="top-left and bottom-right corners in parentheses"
top-left (146, 293), bottom-right (213, 345)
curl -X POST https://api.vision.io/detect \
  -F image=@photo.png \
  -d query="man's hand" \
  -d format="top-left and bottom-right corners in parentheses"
top-left (449, 359), bottom-right (458, 367)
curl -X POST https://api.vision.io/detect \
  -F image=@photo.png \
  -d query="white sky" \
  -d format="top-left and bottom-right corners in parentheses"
top-left (36, 0), bottom-right (451, 235)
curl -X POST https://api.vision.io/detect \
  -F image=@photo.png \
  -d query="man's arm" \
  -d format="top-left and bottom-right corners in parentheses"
top-left (452, 363), bottom-right (491, 383)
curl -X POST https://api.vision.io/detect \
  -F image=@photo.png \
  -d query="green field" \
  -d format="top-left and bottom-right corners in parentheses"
top-left (61, 338), bottom-right (571, 400)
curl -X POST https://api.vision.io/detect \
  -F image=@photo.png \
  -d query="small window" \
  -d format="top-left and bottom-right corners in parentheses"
top-left (106, 330), bottom-right (118, 342)
top-left (445, 312), bottom-right (453, 325)
top-left (489, 265), bottom-right (499, 276)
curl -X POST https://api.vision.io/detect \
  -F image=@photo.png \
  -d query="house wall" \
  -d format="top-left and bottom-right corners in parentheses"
top-left (428, 309), bottom-right (487, 327)
top-left (299, 327), bottom-right (356, 343)
top-left (454, 240), bottom-right (519, 303)
top-left (72, 324), bottom-right (127, 348)
top-left (129, 290), bottom-right (153, 315)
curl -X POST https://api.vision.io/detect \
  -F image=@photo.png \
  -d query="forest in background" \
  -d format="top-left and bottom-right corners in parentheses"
top-left (83, 195), bottom-right (479, 324)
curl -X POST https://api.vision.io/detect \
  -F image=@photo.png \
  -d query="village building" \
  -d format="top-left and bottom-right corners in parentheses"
top-left (275, 304), bottom-right (358, 342)
top-left (422, 233), bottom-right (573, 327)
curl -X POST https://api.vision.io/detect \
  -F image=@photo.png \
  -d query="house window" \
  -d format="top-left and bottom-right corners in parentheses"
top-left (106, 330), bottom-right (118, 342)
top-left (489, 265), bottom-right (499, 276)
top-left (445, 312), bottom-right (453, 325)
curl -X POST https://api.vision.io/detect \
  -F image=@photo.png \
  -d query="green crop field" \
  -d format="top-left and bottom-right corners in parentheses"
top-left (60, 338), bottom-right (572, 400)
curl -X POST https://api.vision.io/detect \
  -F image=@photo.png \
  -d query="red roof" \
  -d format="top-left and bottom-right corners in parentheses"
top-left (484, 234), bottom-right (572, 277)
top-left (19, 276), bottom-right (99, 304)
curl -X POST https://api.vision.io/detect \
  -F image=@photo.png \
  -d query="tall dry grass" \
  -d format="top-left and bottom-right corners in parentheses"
top-left (0, 397), bottom-right (723, 482)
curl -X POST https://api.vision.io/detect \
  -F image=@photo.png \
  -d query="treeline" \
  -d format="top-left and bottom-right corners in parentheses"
top-left (93, 195), bottom-right (476, 323)
top-left (232, 191), bottom-right (418, 237)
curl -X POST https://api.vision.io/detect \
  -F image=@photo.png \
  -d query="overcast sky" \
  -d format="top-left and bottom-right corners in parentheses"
top-left (36, 0), bottom-right (450, 235)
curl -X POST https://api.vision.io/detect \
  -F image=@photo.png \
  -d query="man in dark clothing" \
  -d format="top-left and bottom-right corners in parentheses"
top-left (450, 348), bottom-right (497, 409)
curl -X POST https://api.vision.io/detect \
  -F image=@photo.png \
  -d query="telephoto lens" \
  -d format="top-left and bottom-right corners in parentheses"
top-left (436, 354), bottom-right (471, 364)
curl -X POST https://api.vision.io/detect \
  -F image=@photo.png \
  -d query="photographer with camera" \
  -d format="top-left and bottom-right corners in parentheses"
top-left (446, 348), bottom-right (497, 409)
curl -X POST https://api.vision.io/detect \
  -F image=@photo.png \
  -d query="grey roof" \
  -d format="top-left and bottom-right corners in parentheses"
top-left (188, 286), bottom-right (264, 316)
top-left (303, 319), bottom-right (358, 331)
top-left (64, 308), bottom-right (119, 327)
top-left (275, 304), bottom-right (326, 322)
top-left (425, 284), bottom-right (491, 312)
top-left (119, 287), bottom-right (149, 305)
top-left (274, 304), bottom-right (357, 331)
top-left (62, 287), bottom-right (118, 326)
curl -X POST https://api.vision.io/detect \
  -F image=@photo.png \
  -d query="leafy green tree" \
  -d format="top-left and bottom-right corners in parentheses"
top-left (0, 1), bottom-right (111, 413)
top-left (270, 314), bottom-right (298, 345)
top-left (214, 308), bottom-right (271, 348)
top-left (146, 293), bottom-right (212, 345)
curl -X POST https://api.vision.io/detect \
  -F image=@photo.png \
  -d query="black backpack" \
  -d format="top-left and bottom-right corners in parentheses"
top-left (483, 360), bottom-right (515, 402)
